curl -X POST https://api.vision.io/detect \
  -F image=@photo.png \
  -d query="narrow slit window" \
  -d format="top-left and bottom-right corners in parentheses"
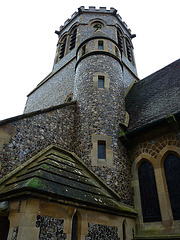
top-left (122, 220), bottom-right (126, 240)
top-left (115, 47), bottom-right (119, 58)
top-left (82, 45), bottom-right (86, 56)
top-left (98, 40), bottom-right (104, 50)
top-left (71, 213), bottom-right (78, 240)
top-left (98, 140), bottom-right (106, 159)
top-left (98, 76), bottom-right (104, 88)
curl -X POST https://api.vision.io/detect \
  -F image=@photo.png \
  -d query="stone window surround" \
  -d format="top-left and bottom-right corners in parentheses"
top-left (132, 145), bottom-right (180, 233)
top-left (93, 72), bottom-right (110, 92)
top-left (91, 134), bottom-right (113, 166)
top-left (88, 18), bottom-right (107, 29)
top-left (64, 93), bottom-right (73, 103)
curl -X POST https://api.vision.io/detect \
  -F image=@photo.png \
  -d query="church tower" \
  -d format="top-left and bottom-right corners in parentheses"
top-left (1, 7), bottom-right (179, 240)
top-left (24, 6), bottom-right (138, 205)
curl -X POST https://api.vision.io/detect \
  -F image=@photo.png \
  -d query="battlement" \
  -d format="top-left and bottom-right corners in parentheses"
top-left (58, 6), bottom-right (131, 34)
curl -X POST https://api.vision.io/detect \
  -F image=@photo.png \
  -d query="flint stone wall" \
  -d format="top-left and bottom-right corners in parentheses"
top-left (24, 60), bottom-right (76, 113)
top-left (0, 103), bottom-right (76, 178)
top-left (85, 223), bottom-right (120, 240)
top-left (74, 54), bottom-right (133, 205)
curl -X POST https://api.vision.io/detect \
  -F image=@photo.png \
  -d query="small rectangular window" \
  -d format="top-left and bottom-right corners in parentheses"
top-left (98, 140), bottom-right (106, 159)
top-left (98, 41), bottom-right (104, 50)
top-left (98, 76), bottom-right (104, 88)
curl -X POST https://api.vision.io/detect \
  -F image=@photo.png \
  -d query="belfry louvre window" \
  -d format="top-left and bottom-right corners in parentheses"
top-left (98, 40), bottom-right (104, 50)
top-left (59, 37), bottom-right (67, 59)
top-left (98, 76), bottom-right (105, 88)
top-left (138, 161), bottom-right (162, 222)
top-left (164, 154), bottom-right (180, 220)
top-left (126, 41), bottom-right (132, 62)
top-left (69, 29), bottom-right (77, 50)
top-left (117, 30), bottom-right (124, 53)
top-left (98, 140), bottom-right (106, 159)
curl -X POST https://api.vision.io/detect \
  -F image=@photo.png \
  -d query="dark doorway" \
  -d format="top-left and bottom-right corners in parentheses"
top-left (0, 216), bottom-right (9, 240)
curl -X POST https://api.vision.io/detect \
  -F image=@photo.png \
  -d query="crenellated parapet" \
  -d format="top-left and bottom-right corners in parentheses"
top-left (56, 6), bottom-right (132, 35)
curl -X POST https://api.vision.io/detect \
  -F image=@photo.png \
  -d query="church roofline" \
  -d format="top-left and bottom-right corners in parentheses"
top-left (0, 144), bottom-right (137, 217)
top-left (0, 101), bottom-right (76, 126)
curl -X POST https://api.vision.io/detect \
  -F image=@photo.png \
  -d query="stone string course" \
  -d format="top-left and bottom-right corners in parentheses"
top-left (85, 223), bottom-right (120, 240)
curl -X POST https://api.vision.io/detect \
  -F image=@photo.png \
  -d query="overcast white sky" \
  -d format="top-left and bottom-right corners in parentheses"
top-left (0, 0), bottom-right (179, 120)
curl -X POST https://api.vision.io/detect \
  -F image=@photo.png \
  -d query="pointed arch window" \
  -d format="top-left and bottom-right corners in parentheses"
top-left (138, 161), bottom-right (161, 222)
top-left (69, 28), bottom-right (77, 51)
top-left (164, 154), bottom-right (180, 220)
top-left (122, 220), bottom-right (126, 240)
top-left (71, 212), bottom-right (78, 240)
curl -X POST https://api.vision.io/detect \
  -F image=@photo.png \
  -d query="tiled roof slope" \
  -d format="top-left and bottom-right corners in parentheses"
top-left (0, 145), bottom-right (136, 216)
top-left (126, 59), bottom-right (180, 131)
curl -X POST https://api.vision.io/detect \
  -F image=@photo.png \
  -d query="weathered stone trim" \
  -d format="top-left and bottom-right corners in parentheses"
top-left (132, 139), bottom-right (180, 235)
top-left (93, 72), bottom-right (110, 92)
top-left (91, 134), bottom-right (113, 166)
top-left (75, 51), bottom-right (122, 70)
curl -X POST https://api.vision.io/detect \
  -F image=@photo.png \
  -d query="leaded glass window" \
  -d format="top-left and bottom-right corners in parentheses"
top-left (164, 154), bottom-right (180, 220)
top-left (138, 161), bottom-right (161, 222)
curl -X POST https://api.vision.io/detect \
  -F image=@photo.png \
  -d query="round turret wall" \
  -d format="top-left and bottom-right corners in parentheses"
top-left (73, 43), bottom-right (133, 205)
